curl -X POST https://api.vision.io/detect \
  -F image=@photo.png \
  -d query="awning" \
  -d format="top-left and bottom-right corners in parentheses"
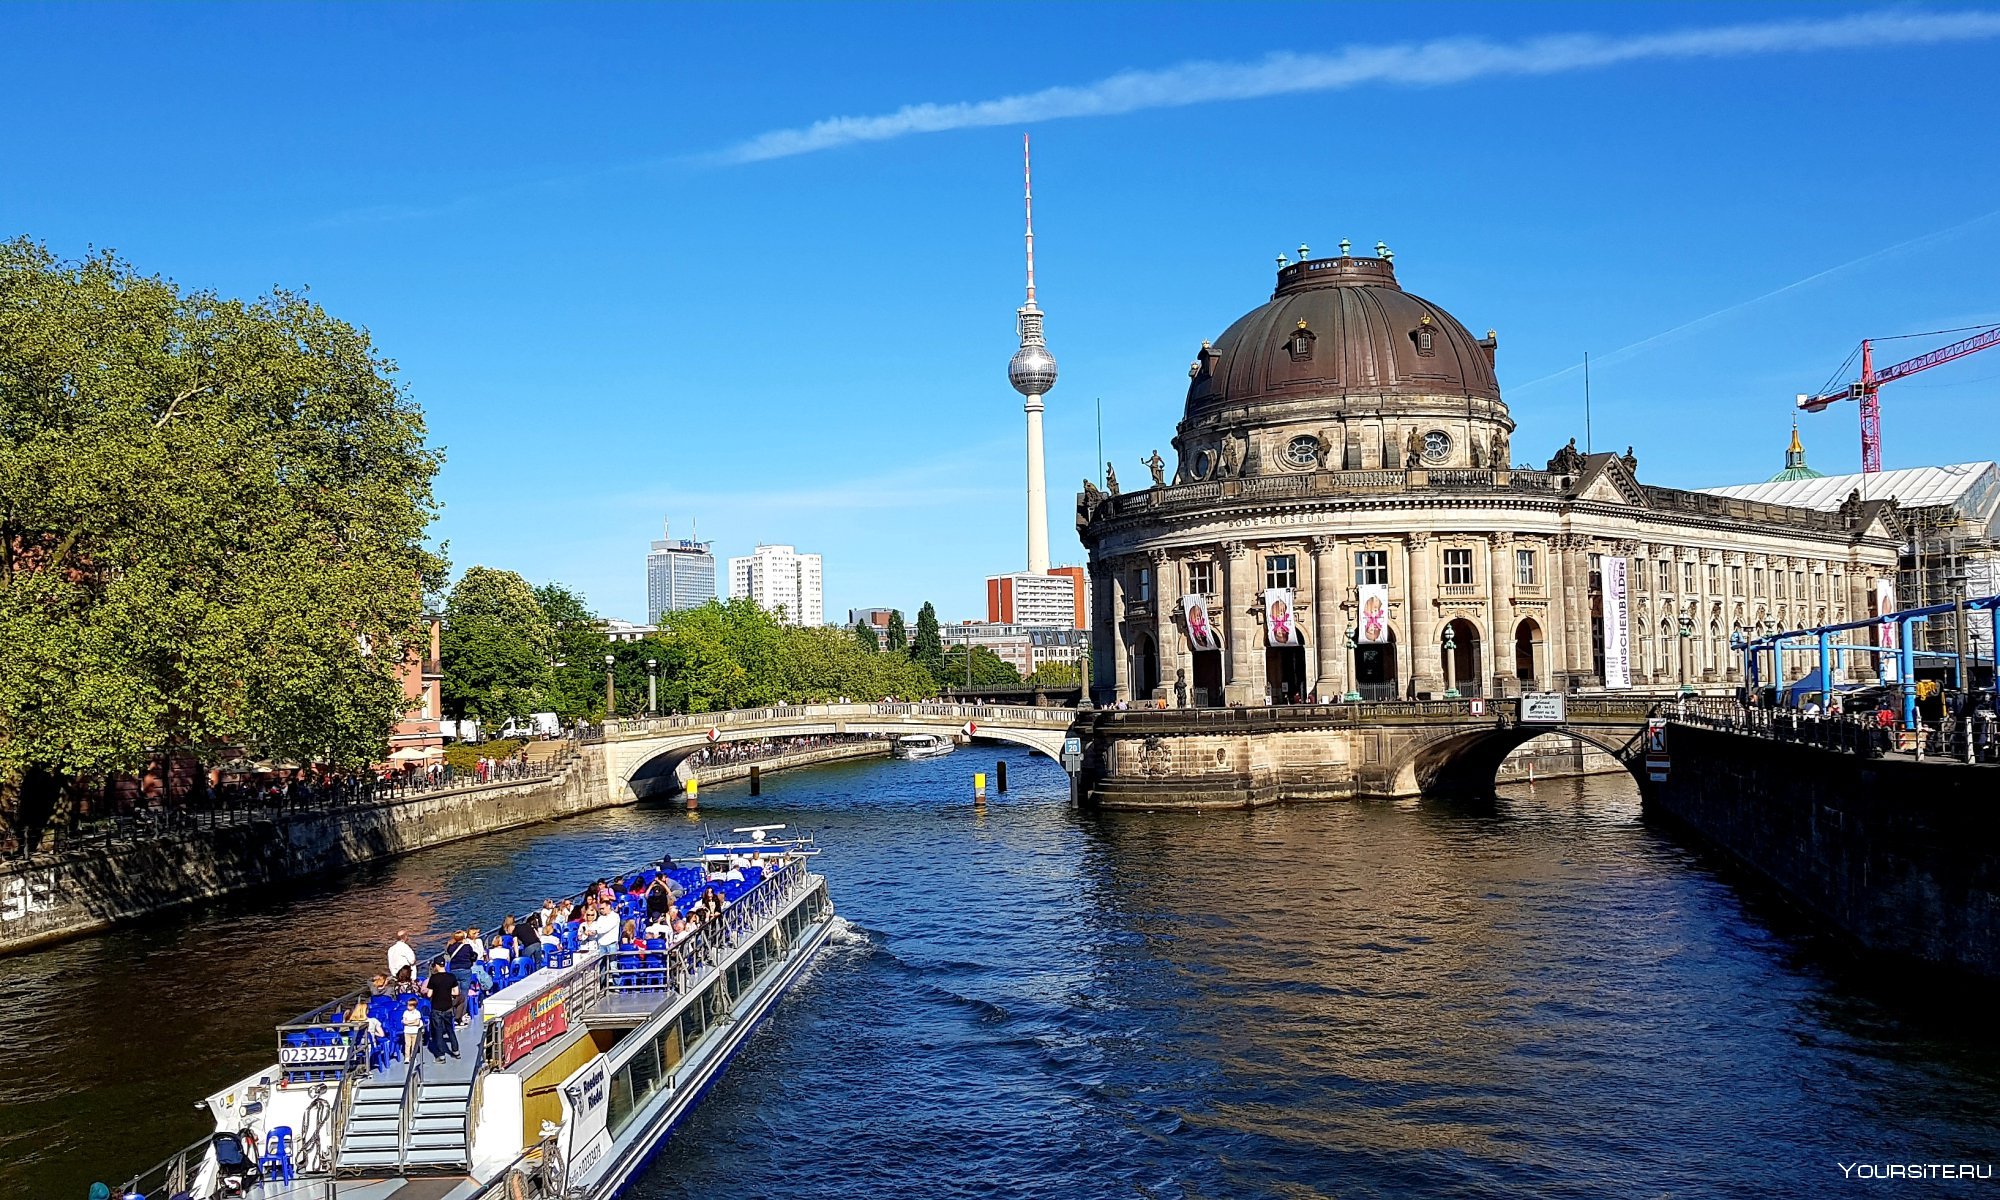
top-left (388, 747), bottom-right (443, 762)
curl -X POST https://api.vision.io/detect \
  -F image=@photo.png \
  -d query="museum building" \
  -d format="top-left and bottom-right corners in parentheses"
top-left (1078, 247), bottom-right (1906, 706)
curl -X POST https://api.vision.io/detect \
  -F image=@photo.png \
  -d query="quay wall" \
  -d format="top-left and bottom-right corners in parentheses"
top-left (1646, 723), bottom-right (2000, 980)
top-left (0, 739), bottom-right (883, 957)
top-left (676, 740), bottom-right (890, 790)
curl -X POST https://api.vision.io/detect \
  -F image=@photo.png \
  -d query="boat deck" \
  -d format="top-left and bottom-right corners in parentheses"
top-left (367, 1038), bottom-right (482, 1089)
top-left (249, 1176), bottom-right (478, 1200)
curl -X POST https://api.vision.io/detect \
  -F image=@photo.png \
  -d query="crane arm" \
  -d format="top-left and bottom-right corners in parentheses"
top-left (1796, 324), bottom-right (2000, 411)
top-left (1873, 324), bottom-right (2000, 386)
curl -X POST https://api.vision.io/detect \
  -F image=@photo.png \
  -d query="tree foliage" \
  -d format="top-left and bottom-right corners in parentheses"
top-left (940, 645), bottom-right (1022, 688)
top-left (884, 610), bottom-right (907, 652)
top-left (853, 620), bottom-right (879, 652)
top-left (0, 238), bottom-right (443, 836)
top-left (536, 582), bottom-right (608, 722)
top-left (1025, 661), bottom-right (1081, 687)
top-left (645, 599), bottom-right (933, 714)
top-left (440, 567), bottom-right (551, 723)
top-left (910, 601), bottom-right (943, 676)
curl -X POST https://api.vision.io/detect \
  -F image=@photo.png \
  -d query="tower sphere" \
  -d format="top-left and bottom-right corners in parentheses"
top-left (1010, 343), bottom-right (1058, 396)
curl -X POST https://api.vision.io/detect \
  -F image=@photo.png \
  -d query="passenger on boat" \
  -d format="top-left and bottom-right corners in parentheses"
top-left (489, 933), bottom-right (512, 976)
top-left (645, 876), bottom-right (676, 924)
top-left (591, 904), bottom-right (621, 954)
top-left (424, 960), bottom-right (460, 1060)
top-left (401, 996), bottom-right (424, 1061)
top-left (387, 930), bottom-right (415, 980)
top-left (621, 919), bottom-right (644, 952)
top-left (368, 972), bottom-right (392, 997)
top-left (465, 926), bottom-right (493, 989)
top-left (394, 964), bottom-right (418, 994)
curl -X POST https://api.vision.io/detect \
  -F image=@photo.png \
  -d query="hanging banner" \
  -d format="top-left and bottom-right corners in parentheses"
top-left (1265, 588), bottom-right (1302, 647)
top-left (1602, 556), bottom-right (1632, 690)
top-left (1875, 578), bottom-right (1899, 681)
top-left (1357, 584), bottom-right (1390, 644)
top-left (1179, 593), bottom-right (1222, 652)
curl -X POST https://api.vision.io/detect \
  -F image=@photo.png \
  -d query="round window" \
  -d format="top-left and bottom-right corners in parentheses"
top-left (1422, 430), bottom-right (1452, 464)
top-left (1283, 435), bottom-right (1320, 469)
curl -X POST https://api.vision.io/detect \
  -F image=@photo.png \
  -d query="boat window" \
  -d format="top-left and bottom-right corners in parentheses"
top-left (606, 1065), bottom-right (636, 1135)
top-left (656, 1023), bottom-right (684, 1072)
top-left (622, 1040), bottom-right (662, 1127)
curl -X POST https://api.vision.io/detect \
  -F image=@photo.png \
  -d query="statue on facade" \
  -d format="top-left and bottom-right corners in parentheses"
top-left (1492, 426), bottom-right (1510, 470)
top-left (1315, 430), bottom-right (1336, 470)
top-left (1078, 478), bottom-right (1101, 525)
top-left (1141, 449), bottom-right (1166, 488)
top-left (1838, 487), bottom-right (1864, 527)
top-left (1105, 463), bottom-right (1121, 496)
top-left (1621, 445), bottom-right (1639, 475)
top-left (1221, 436), bottom-right (1241, 479)
top-left (1547, 437), bottom-right (1585, 475)
top-left (1404, 427), bottom-right (1424, 469)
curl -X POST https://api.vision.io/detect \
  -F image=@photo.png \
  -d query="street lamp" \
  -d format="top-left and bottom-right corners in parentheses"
top-left (1677, 613), bottom-right (1695, 694)
top-left (1440, 623), bottom-right (1461, 699)
top-left (1343, 628), bottom-right (1362, 703)
top-left (604, 653), bottom-right (617, 717)
top-left (646, 657), bottom-right (658, 716)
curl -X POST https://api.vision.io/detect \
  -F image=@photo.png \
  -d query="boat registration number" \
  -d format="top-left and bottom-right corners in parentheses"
top-left (279, 1043), bottom-right (352, 1064)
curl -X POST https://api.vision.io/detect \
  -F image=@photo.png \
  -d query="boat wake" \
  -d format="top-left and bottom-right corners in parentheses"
top-left (826, 914), bottom-right (871, 947)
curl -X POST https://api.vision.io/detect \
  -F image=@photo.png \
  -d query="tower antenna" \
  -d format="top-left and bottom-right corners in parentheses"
top-left (1023, 134), bottom-right (1037, 310)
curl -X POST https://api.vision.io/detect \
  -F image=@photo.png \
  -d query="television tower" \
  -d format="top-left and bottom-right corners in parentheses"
top-left (1008, 134), bottom-right (1057, 574)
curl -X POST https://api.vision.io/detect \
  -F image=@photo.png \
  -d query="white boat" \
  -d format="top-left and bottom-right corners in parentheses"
top-left (891, 733), bottom-right (956, 760)
top-left (120, 827), bottom-right (835, 1200)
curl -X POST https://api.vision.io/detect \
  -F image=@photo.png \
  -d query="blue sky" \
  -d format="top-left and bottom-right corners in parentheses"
top-left (6, 3), bottom-right (1998, 624)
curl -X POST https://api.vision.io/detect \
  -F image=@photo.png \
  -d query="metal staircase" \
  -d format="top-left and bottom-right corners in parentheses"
top-left (335, 1056), bottom-right (474, 1174)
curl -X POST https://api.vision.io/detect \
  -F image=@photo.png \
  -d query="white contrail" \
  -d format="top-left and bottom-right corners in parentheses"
top-left (1507, 206), bottom-right (2000, 395)
top-left (719, 8), bottom-right (2000, 163)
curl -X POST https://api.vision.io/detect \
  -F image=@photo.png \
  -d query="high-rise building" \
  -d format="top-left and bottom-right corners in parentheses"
top-left (728, 544), bottom-right (823, 627)
top-left (646, 522), bottom-right (717, 623)
top-left (986, 567), bottom-right (1088, 629)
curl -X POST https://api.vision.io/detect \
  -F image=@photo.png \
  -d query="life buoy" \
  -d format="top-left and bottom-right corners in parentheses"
top-left (507, 1167), bottom-right (530, 1200)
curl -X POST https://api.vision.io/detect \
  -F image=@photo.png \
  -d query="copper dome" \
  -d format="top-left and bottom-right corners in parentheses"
top-left (1184, 256), bottom-right (1499, 426)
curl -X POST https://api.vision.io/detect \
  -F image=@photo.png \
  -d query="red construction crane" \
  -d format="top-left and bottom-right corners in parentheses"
top-left (1797, 323), bottom-right (2000, 473)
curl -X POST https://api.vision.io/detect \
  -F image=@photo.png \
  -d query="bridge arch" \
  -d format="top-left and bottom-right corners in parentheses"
top-left (1387, 722), bottom-right (1648, 800)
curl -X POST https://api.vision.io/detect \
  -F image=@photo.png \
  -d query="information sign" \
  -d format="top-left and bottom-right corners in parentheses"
top-left (1645, 717), bottom-right (1670, 782)
top-left (501, 983), bottom-right (570, 1066)
top-left (1520, 693), bottom-right (1567, 724)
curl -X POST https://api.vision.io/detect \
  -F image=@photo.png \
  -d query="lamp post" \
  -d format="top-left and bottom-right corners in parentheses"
top-left (1343, 628), bottom-right (1362, 702)
top-left (604, 653), bottom-right (617, 718)
top-left (1949, 566), bottom-right (1971, 761)
top-left (646, 657), bottom-right (658, 717)
top-left (1440, 623), bottom-right (1461, 699)
top-left (1677, 613), bottom-right (1695, 695)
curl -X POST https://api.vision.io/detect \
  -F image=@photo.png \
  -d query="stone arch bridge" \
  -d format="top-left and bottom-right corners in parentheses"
top-left (1073, 696), bottom-right (1681, 809)
top-left (597, 702), bottom-right (1076, 801)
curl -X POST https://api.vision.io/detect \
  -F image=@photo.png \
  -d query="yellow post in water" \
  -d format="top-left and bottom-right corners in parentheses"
top-left (973, 771), bottom-right (987, 805)
top-left (686, 776), bottom-right (700, 811)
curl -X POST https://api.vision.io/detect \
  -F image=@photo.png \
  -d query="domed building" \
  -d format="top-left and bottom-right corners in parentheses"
top-left (1078, 245), bottom-right (1906, 710)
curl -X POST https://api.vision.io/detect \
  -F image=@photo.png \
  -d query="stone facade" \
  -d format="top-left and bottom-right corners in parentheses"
top-left (1079, 251), bottom-right (1905, 712)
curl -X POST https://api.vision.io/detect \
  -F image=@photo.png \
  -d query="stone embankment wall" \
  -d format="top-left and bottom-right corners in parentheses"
top-left (0, 747), bottom-right (614, 957)
top-left (677, 740), bottom-right (889, 790)
top-left (1646, 722), bottom-right (2000, 980)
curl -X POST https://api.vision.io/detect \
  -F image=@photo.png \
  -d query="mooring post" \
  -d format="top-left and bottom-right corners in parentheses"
top-left (749, 765), bottom-right (761, 796)
top-left (974, 771), bottom-right (987, 806)
top-left (996, 760), bottom-right (1007, 793)
top-left (686, 776), bottom-right (700, 812)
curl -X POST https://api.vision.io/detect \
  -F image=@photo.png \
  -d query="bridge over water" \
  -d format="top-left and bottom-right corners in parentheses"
top-left (593, 695), bottom-right (1689, 808)
top-left (598, 702), bottom-right (1077, 801)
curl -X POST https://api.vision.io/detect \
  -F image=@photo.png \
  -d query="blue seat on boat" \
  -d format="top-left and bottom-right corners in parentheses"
top-left (259, 1126), bottom-right (295, 1183)
top-left (615, 951), bottom-right (643, 988)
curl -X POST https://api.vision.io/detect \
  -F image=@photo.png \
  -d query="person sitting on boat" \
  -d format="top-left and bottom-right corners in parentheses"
top-left (368, 972), bottom-right (392, 997)
top-left (488, 933), bottom-right (513, 977)
top-left (702, 889), bottom-right (725, 920)
top-left (620, 919), bottom-right (645, 952)
top-left (393, 964), bottom-right (419, 994)
top-left (645, 876), bottom-right (677, 922)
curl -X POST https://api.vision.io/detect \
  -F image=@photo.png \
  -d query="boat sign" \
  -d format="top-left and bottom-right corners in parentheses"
top-left (501, 982), bottom-right (570, 1065)
top-left (1645, 718), bottom-right (1670, 782)
top-left (1520, 693), bottom-right (1567, 724)
top-left (1060, 736), bottom-right (1083, 773)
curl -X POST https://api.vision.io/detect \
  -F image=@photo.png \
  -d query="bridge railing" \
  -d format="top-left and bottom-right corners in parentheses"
top-left (604, 702), bottom-right (1077, 740)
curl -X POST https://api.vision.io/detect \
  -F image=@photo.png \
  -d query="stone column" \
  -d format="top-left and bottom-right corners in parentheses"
top-left (1486, 532), bottom-right (1516, 696)
top-left (1553, 536), bottom-right (1586, 687)
top-left (1221, 540), bottom-right (1257, 705)
top-left (1312, 535), bottom-right (1343, 700)
top-left (1697, 549), bottom-right (1718, 682)
top-left (1148, 548), bottom-right (1172, 701)
top-left (1109, 558), bottom-right (1130, 701)
top-left (1407, 532), bottom-right (1442, 697)
top-left (1090, 569), bottom-right (1115, 704)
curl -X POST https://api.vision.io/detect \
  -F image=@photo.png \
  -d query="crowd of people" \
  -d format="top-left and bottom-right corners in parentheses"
top-left (354, 854), bottom-right (773, 1064)
top-left (684, 733), bottom-right (874, 770)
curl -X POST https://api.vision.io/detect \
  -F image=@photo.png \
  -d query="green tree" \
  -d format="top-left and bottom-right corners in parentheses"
top-left (535, 582), bottom-right (610, 721)
top-left (853, 620), bottom-right (880, 652)
top-left (0, 239), bottom-right (444, 843)
top-left (910, 601), bottom-right (943, 677)
top-left (1025, 661), bottom-right (1081, 688)
top-left (441, 567), bottom-right (553, 723)
top-left (940, 645), bottom-right (1022, 688)
top-left (884, 609), bottom-right (907, 652)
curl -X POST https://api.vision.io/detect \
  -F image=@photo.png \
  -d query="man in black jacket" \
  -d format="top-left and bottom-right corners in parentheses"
top-left (424, 960), bottom-right (460, 1061)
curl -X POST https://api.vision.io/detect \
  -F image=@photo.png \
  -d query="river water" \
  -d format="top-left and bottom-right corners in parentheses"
top-left (4, 750), bottom-right (1998, 1199)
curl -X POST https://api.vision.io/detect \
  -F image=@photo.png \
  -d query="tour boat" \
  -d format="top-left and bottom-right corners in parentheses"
top-left (891, 733), bottom-right (956, 760)
top-left (121, 826), bottom-right (836, 1200)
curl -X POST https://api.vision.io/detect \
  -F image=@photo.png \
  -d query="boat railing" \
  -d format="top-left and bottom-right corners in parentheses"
top-left (601, 859), bottom-right (811, 1008)
top-left (396, 1055), bottom-right (424, 1170)
top-left (115, 1133), bottom-right (207, 1200)
top-left (275, 993), bottom-right (369, 1085)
